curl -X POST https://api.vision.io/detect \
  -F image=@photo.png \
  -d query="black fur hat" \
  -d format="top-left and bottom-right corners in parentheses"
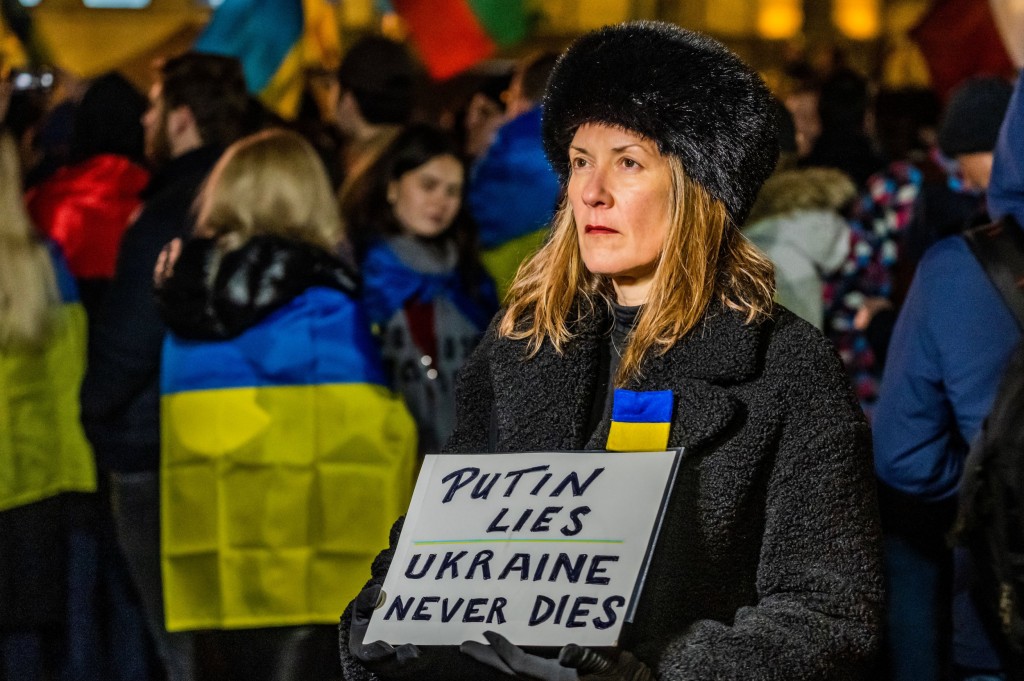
top-left (542, 21), bottom-right (779, 225)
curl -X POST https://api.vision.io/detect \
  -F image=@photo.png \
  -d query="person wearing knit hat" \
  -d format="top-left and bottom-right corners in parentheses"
top-left (938, 76), bottom-right (1014, 193)
top-left (339, 21), bottom-right (881, 681)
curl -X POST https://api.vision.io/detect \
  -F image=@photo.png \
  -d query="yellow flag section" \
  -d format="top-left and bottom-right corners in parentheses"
top-left (480, 226), bottom-right (549, 302)
top-left (160, 286), bottom-right (416, 631)
top-left (259, 0), bottom-right (342, 119)
top-left (28, 0), bottom-right (205, 79)
top-left (0, 250), bottom-right (96, 512)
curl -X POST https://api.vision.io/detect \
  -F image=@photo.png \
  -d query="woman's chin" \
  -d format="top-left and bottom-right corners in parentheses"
top-left (582, 258), bottom-right (653, 282)
top-left (405, 225), bottom-right (451, 241)
top-left (581, 256), bottom-right (626, 277)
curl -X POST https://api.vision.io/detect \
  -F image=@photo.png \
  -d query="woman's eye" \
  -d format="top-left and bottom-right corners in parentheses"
top-left (570, 157), bottom-right (588, 169)
top-left (622, 158), bottom-right (640, 169)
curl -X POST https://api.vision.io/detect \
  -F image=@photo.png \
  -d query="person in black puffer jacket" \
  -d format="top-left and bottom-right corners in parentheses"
top-left (157, 129), bottom-right (417, 681)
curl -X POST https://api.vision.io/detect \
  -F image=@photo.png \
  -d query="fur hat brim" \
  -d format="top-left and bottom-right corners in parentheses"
top-left (542, 21), bottom-right (779, 225)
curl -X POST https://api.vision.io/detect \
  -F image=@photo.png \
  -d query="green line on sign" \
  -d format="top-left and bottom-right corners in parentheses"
top-left (412, 539), bottom-right (625, 545)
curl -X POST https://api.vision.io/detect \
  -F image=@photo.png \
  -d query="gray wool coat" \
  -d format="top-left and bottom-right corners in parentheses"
top-left (339, 303), bottom-right (884, 681)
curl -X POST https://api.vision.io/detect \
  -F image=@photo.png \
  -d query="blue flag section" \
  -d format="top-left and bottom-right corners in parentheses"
top-left (611, 389), bottom-right (674, 424)
top-left (194, 0), bottom-right (303, 93)
top-left (161, 288), bottom-right (385, 395)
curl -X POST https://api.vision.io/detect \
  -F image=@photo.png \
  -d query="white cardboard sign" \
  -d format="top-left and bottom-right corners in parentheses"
top-left (364, 450), bottom-right (680, 647)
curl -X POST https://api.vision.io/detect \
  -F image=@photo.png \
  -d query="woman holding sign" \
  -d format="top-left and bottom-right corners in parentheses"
top-left (340, 21), bottom-right (882, 681)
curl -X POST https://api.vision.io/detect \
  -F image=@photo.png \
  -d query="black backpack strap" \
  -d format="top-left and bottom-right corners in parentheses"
top-left (964, 216), bottom-right (1024, 330)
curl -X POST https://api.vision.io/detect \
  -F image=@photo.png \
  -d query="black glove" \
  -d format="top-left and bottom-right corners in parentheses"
top-left (562, 644), bottom-right (654, 681)
top-left (348, 585), bottom-right (425, 678)
top-left (461, 631), bottom-right (577, 680)
top-left (460, 630), bottom-right (653, 681)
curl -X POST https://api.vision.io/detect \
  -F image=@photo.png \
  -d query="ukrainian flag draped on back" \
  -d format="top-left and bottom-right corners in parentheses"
top-left (0, 246), bottom-right (96, 512)
top-left (194, 0), bottom-right (340, 119)
top-left (160, 287), bottom-right (417, 631)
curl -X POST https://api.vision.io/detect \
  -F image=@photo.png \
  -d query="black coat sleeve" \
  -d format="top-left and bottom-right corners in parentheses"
top-left (652, 321), bottom-right (884, 680)
top-left (80, 208), bottom-right (176, 422)
top-left (337, 517), bottom-right (404, 681)
top-left (337, 513), bottom-right (509, 681)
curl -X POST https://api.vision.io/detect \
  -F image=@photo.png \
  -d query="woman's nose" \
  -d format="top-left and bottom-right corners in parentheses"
top-left (581, 168), bottom-right (611, 207)
top-left (433, 189), bottom-right (457, 207)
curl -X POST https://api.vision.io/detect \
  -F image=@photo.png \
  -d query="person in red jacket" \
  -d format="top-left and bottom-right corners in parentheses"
top-left (27, 72), bottom-right (149, 318)
top-left (23, 71), bottom-right (154, 681)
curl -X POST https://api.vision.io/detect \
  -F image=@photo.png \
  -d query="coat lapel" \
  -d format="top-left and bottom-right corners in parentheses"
top-left (585, 376), bottom-right (738, 452)
top-left (628, 307), bottom-right (765, 454)
top-left (493, 303), bottom-right (767, 455)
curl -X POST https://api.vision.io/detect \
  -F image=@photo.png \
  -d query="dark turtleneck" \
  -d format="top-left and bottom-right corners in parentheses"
top-left (586, 300), bottom-right (642, 442)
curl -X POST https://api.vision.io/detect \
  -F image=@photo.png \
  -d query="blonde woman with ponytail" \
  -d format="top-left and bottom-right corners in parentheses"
top-left (0, 130), bottom-right (95, 680)
top-left (341, 22), bottom-right (881, 681)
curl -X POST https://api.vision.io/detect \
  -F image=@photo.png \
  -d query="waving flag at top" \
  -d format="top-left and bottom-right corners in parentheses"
top-left (195, 0), bottom-right (340, 119)
top-left (392, 0), bottom-right (528, 80)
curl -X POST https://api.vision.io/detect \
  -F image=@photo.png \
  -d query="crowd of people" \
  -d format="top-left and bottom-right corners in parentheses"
top-left (1, 17), bottom-right (1022, 681)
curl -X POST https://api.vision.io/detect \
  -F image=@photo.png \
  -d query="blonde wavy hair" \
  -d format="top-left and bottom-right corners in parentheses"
top-left (195, 128), bottom-right (344, 253)
top-left (500, 156), bottom-right (775, 384)
top-left (0, 132), bottom-right (59, 349)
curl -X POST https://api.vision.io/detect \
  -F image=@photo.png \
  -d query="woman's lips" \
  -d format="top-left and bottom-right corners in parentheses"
top-left (584, 224), bottom-right (618, 234)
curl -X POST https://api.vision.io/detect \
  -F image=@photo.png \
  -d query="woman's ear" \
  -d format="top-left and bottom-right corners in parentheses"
top-left (386, 181), bottom-right (398, 206)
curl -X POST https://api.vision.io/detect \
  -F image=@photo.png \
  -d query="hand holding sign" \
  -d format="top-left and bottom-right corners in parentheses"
top-left (348, 585), bottom-right (426, 678)
top-left (461, 631), bottom-right (577, 680)
top-left (460, 631), bottom-right (653, 680)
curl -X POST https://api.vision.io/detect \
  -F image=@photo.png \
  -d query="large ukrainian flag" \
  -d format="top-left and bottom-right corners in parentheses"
top-left (0, 247), bottom-right (96, 513)
top-left (160, 287), bottom-right (417, 631)
top-left (194, 0), bottom-right (340, 119)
